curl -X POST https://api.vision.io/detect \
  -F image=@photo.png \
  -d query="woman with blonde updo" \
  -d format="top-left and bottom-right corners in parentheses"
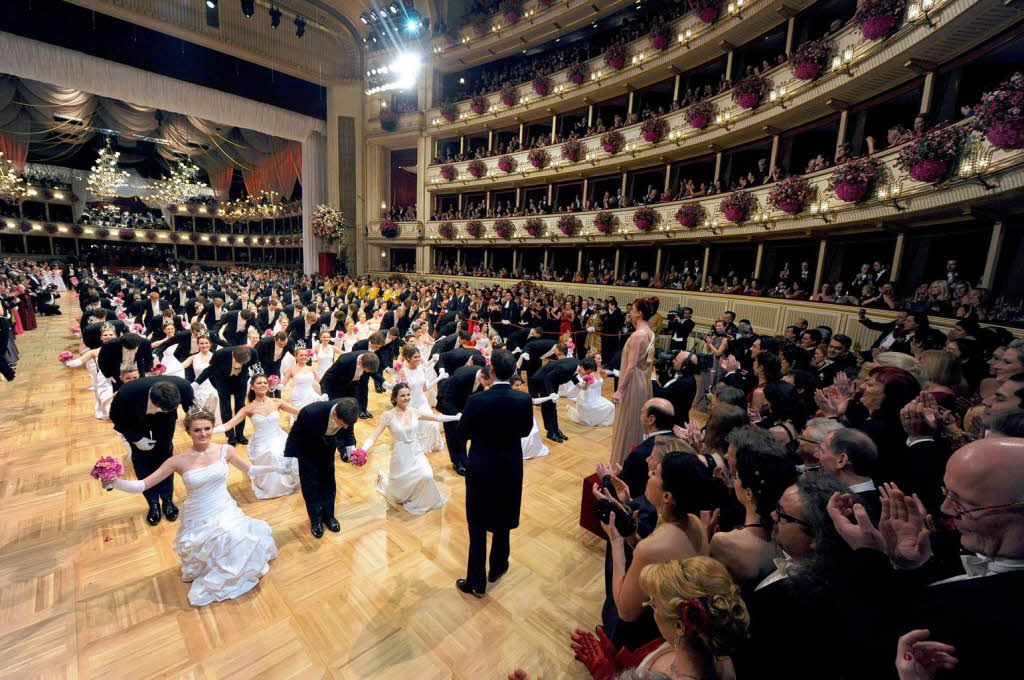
top-left (637, 556), bottom-right (749, 678)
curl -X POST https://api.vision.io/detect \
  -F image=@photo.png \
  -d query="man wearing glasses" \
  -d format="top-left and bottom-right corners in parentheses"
top-left (795, 418), bottom-right (844, 472)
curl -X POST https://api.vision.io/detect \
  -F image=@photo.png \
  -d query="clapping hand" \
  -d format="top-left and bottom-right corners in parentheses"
top-left (900, 399), bottom-right (940, 439)
top-left (595, 463), bottom-right (629, 501)
top-left (896, 630), bottom-right (957, 680)
top-left (879, 483), bottom-right (933, 569)
top-left (834, 372), bottom-right (856, 399)
top-left (826, 491), bottom-right (886, 553)
top-left (570, 627), bottom-right (617, 680)
top-left (719, 355), bottom-right (739, 373)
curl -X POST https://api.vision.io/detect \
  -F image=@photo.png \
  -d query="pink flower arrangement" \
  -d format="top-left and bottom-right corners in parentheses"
top-left (557, 213), bottom-right (581, 236)
top-left (264, 329), bottom-right (273, 336)
top-left (500, 82), bottom-right (517, 107)
top-left (70, 325), bottom-right (81, 335)
top-left (640, 117), bottom-right (669, 143)
top-left (19, 221), bottom-right (32, 233)
top-left (152, 364), bottom-right (167, 375)
top-left (117, 312), bottom-right (127, 320)
top-left (686, 99), bottom-right (717, 130)
top-left (561, 138), bottom-right (584, 163)
top-left (70, 276), bottom-right (79, 286)
top-left (336, 330), bottom-right (345, 339)
top-left (675, 202), bottom-right (707, 228)
top-left (583, 374), bottom-right (596, 385)
top-left (470, 95), bottom-right (487, 115)
top-left (689, 0), bottom-right (720, 23)
top-left (440, 102), bottom-right (457, 122)
top-left (732, 74), bottom-right (769, 109)
top-left (75, 314), bottom-right (82, 322)
top-left (532, 74), bottom-right (550, 96)
top-left (568, 62), bottom-right (589, 85)
top-left (467, 159), bottom-right (487, 178)
top-left (349, 449), bottom-right (368, 467)
top-left (466, 220), bottom-right (484, 237)
top-left (379, 107), bottom-right (397, 131)
top-left (96, 228), bottom-right (110, 238)
top-left (91, 456), bottom-right (124, 490)
top-left (71, 225), bottom-right (84, 236)
top-left (593, 211), bottom-right (617, 233)
top-left (118, 228), bottom-right (136, 241)
top-left (828, 157), bottom-right (887, 202)
top-left (525, 217), bottom-right (545, 237)
top-left (394, 361), bottom-right (404, 372)
top-left (501, 0), bottom-right (522, 24)
top-left (720, 190), bottom-right (757, 223)
top-left (633, 206), bottom-right (661, 232)
top-left (267, 375), bottom-right (281, 388)
top-left (494, 218), bottom-right (515, 239)
top-left (131, 323), bottom-right (143, 333)
top-left (472, 16), bottom-right (489, 35)
top-left (854, 0), bottom-right (905, 40)
top-left (601, 130), bottom-right (624, 154)
top-left (58, 351), bottom-right (74, 362)
top-left (438, 221), bottom-right (456, 239)
top-left (649, 22), bottom-right (671, 51)
top-left (603, 43), bottom-right (627, 70)
top-left (972, 73), bottom-right (1024, 150)
top-left (767, 175), bottom-right (816, 214)
top-left (896, 125), bottom-right (966, 183)
top-left (440, 164), bottom-right (457, 181)
top-left (498, 154), bottom-right (518, 173)
top-left (379, 218), bottom-right (399, 238)
top-left (527, 148), bottom-right (550, 169)
top-left (790, 36), bottom-right (833, 81)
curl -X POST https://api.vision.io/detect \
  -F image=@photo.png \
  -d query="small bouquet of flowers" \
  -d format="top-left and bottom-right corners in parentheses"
top-left (70, 325), bottom-right (81, 335)
top-left (349, 449), bottom-right (368, 467)
top-left (131, 323), bottom-right (143, 333)
top-left (568, 61), bottom-right (589, 84)
top-left (601, 130), bottom-right (625, 154)
top-left (440, 101), bottom-right (457, 122)
top-left (557, 213), bottom-right (581, 236)
top-left (532, 74), bottom-right (550, 97)
top-left (594, 211), bottom-right (617, 233)
top-left (561, 138), bottom-right (585, 163)
top-left (494, 218), bottom-right (515, 239)
top-left (527, 148), bottom-right (550, 169)
top-left (75, 314), bottom-right (82, 323)
top-left (58, 351), bottom-right (74, 362)
top-left (336, 330), bottom-right (345, 339)
top-left (91, 456), bottom-right (125, 491)
top-left (152, 364), bottom-right (167, 375)
top-left (117, 312), bottom-right (128, 320)
top-left (583, 373), bottom-right (596, 386)
top-left (70, 276), bottom-right (79, 286)
top-left (498, 155), bottom-right (518, 173)
top-left (732, 74), bottom-right (769, 109)
top-left (632, 206), bottom-right (661, 231)
top-left (470, 95), bottom-right (487, 115)
top-left (466, 220), bottom-right (484, 238)
top-left (265, 329), bottom-right (273, 336)
top-left (267, 375), bottom-right (281, 389)
top-left (640, 117), bottom-right (668, 143)
top-left (525, 217), bottom-right (546, 237)
top-left (767, 175), bottom-right (816, 214)
top-left (604, 43), bottom-right (627, 70)
top-left (467, 159), bottom-right (487, 178)
top-left (790, 36), bottom-right (833, 81)
top-left (440, 164), bottom-right (457, 181)
top-left (379, 218), bottom-right (399, 238)
top-left (500, 82), bottom-right (517, 107)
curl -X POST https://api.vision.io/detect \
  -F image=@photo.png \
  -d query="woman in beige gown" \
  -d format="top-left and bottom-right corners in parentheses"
top-left (610, 296), bottom-right (659, 465)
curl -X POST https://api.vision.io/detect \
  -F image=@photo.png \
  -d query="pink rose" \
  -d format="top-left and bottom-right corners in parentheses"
top-left (349, 449), bottom-right (368, 467)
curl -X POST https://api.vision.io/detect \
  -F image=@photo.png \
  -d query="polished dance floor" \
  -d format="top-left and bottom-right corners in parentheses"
top-left (0, 294), bottom-right (615, 679)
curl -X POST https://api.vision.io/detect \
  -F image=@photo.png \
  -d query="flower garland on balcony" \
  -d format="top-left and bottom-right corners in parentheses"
top-left (897, 125), bottom-right (967, 183)
top-left (593, 211), bottom-right (618, 233)
top-left (641, 117), bottom-right (669, 143)
top-left (440, 101), bottom-right (457, 122)
top-left (145, 230), bottom-right (158, 241)
top-left (494, 218), bottom-right (515, 239)
top-left (226, 235), bottom-right (237, 245)
top-left (434, 222), bottom-right (454, 240)
top-left (568, 62), bottom-right (590, 85)
top-left (720, 190), bottom-right (757, 223)
top-left (525, 217), bottom-right (545, 237)
top-left (686, 99), bottom-right (717, 130)
top-left (169, 231), bottom-right (180, 242)
top-left (312, 204), bottom-right (346, 243)
top-left (379, 218), bottom-right (399, 238)
top-left (633, 206), bottom-right (661, 231)
top-left (472, 16), bottom-right (489, 36)
top-left (767, 175), bottom-right (816, 214)
top-left (790, 37), bottom-right (834, 81)
top-left (498, 154), bottom-right (519, 173)
top-left (17, 221), bottom-right (31, 233)
top-left (828, 157), bottom-right (887, 203)
top-left (532, 74), bottom-right (551, 96)
top-left (500, 0), bottom-right (523, 23)
top-left (440, 164), bottom-right (457, 181)
top-left (557, 213), bottom-right (581, 236)
top-left (379, 107), bottom-right (397, 131)
top-left (675, 202), bottom-right (707, 228)
top-left (973, 72), bottom-right (1024, 150)
top-left (688, 0), bottom-right (720, 24)
top-left (466, 220), bottom-right (484, 238)
top-left (467, 159), bottom-right (488, 178)
top-left (649, 23), bottom-right (671, 51)
top-left (854, 0), bottom-right (906, 41)
top-left (601, 130), bottom-right (625, 154)
top-left (470, 95), bottom-right (487, 115)
top-left (603, 43), bottom-right (628, 71)
top-left (528, 148), bottom-right (550, 169)
top-left (97, 228), bottom-right (110, 238)
top-left (500, 82), bottom-right (517, 107)
top-left (732, 74), bottom-right (769, 109)
top-left (561, 138), bottom-right (585, 163)
top-left (118, 228), bottom-right (136, 241)
top-left (44, 223), bottom-right (58, 235)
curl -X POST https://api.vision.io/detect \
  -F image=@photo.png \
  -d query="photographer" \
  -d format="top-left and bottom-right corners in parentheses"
top-left (654, 350), bottom-right (698, 427)
top-left (665, 306), bottom-right (694, 351)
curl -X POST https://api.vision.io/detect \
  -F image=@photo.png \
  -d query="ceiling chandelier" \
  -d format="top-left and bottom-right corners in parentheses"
top-left (218, 190), bottom-right (295, 220)
top-left (151, 156), bottom-right (207, 205)
top-left (0, 151), bottom-right (25, 200)
top-left (87, 138), bottom-right (130, 200)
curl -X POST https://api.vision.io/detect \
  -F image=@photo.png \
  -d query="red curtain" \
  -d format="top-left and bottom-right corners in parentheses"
top-left (272, 142), bottom-right (301, 198)
top-left (391, 167), bottom-right (416, 208)
top-left (242, 166), bottom-right (267, 197)
top-left (0, 130), bottom-right (28, 174)
top-left (208, 165), bottom-right (234, 203)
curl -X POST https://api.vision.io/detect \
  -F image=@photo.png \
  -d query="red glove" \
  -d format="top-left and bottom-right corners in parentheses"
top-left (570, 628), bottom-right (618, 680)
top-left (614, 637), bottom-right (665, 669)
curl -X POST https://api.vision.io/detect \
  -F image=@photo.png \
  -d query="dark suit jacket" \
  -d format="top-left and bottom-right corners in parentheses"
top-left (256, 308), bottom-right (283, 333)
top-left (620, 434), bottom-right (659, 499)
top-left (195, 346), bottom-right (253, 387)
top-left (654, 374), bottom-right (696, 426)
top-left (319, 351), bottom-right (373, 398)
top-left (286, 317), bottom-right (318, 347)
top-left (109, 376), bottom-right (195, 444)
top-left (859, 317), bottom-right (900, 349)
top-left (531, 358), bottom-right (580, 395)
top-left (218, 311), bottom-right (252, 346)
top-left (437, 365), bottom-right (484, 415)
top-left (283, 398), bottom-right (354, 460)
top-left (254, 336), bottom-right (294, 376)
top-left (459, 384), bottom-right (534, 530)
top-left (430, 332), bottom-right (459, 359)
top-left (437, 346), bottom-right (484, 374)
top-left (521, 338), bottom-right (557, 375)
top-left (721, 371), bottom-right (745, 390)
top-left (98, 336), bottom-right (154, 380)
top-left (82, 319), bottom-right (127, 349)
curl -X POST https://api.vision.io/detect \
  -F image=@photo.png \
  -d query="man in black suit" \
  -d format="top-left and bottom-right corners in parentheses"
top-left (666, 307), bottom-right (695, 352)
top-left (816, 334), bottom-right (857, 388)
top-left (654, 351), bottom-right (698, 427)
top-left (218, 309), bottom-right (256, 346)
top-left (518, 331), bottom-right (557, 379)
top-left (284, 397), bottom-right (359, 538)
top-left (171, 284), bottom-right (194, 313)
top-left (530, 347), bottom-right (590, 443)
top-left (456, 350), bottom-right (534, 597)
top-left (437, 364), bottom-right (494, 475)
top-left (498, 292), bottom-right (520, 339)
top-left (256, 298), bottom-right (284, 333)
top-left (98, 333), bottom-right (154, 390)
top-left (201, 296), bottom-right (229, 329)
top-left (429, 321), bottom-right (466, 359)
top-left (139, 290), bottom-right (171, 333)
top-left (319, 351), bottom-right (380, 419)
top-left (602, 298), bottom-right (625, 359)
top-left (109, 376), bottom-right (195, 525)
top-left (351, 331), bottom-right (387, 393)
top-left (618, 398), bottom-right (676, 498)
top-left (375, 328), bottom-right (402, 392)
top-left (254, 331), bottom-right (294, 393)
top-left (82, 315), bottom-right (126, 349)
top-left (437, 331), bottom-right (484, 375)
top-left (818, 428), bottom-right (881, 523)
top-left (858, 308), bottom-right (908, 354)
top-left (287, 310), bottom-right (321, 347)
top-left (194, 346), bottom-right (256, 445)
top-left (718, 355), bottom-right (746, 391)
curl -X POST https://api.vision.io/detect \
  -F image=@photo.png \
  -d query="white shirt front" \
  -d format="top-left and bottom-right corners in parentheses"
top-left (931, 555), bottom-right (1024, 586)
top-left (848, 480), bottom-right (877, 494)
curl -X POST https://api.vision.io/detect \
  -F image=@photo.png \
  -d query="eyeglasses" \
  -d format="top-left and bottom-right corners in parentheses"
top-left (774, 503), bottom-right (812, 529)
top-left (941, 487), bottom-right (1024, 518)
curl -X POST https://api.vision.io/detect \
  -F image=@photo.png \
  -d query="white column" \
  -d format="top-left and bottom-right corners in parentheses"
top-left (301, 130), bottom-right (326, 275)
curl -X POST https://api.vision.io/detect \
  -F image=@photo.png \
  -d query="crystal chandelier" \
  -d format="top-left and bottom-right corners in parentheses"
top-left (151, 156), bottom-right (207, 205)
top-left (218, 190), bottom-right (291, 220)
top-left (0, 151), bottom-right (25, 200)
top-left (87, 138), bottom-right (129, 200)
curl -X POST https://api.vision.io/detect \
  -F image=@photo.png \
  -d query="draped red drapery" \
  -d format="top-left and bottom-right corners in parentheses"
top-left (0, 130), bottom-right (28, 173)
top-left (242, 142), bottom-right (301, 199)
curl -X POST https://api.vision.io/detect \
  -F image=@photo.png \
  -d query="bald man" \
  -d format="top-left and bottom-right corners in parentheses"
top-left (618, 397), bottom-right (676, 499)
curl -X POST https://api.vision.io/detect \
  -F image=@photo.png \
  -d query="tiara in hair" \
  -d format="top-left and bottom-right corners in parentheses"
top-left (198, 330), bottom-right (210, 339)
top-left (186, 403), bottom-right (216, 420)
top-left (101, 322), bottom-right (116, 333)
top-left (248, 363), bottom-right (266, 379)
top-left (294, 340), bottom-right (307, 350)
top-left (119, 360), bottom-right (138, 373)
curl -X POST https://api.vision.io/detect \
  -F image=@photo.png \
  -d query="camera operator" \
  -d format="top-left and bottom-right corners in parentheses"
top-left (654, 350), bottom-right (698, 427)
top-left (665, 306), bottom-right (694, 352)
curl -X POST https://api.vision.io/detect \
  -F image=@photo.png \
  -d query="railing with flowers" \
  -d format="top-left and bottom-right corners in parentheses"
top-left (366, 221), bottom-right (423, 240)
top-left (0, 217), bottom-right (302, 248)
top-left (424, 0), bottom-right (981, 188)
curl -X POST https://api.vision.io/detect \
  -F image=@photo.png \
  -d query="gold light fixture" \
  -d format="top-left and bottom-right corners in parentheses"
top-left (87, 138), bottom-right (130, 200)
top-left (0, 151), bottom-right (25, 200)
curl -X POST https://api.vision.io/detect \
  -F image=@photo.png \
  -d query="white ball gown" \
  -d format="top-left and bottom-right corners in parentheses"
top-left (246, 408), bottom-right (300, 499)
top-left (288, 369), bottom-right (327, 410)
top-left (190, 351), bottom-right (222, 424)
top-left (567, 377), bottom-right (616, 427)
top-left (311, 343), bottom-right (336, 378)
top-left (521, 417), bottom-right (550, 460)
top-left (401, 365), bottom-right (444, 452)
top-left (374, 410), bottom-right (446, 514)
top-left (172, 445), bottom-right (278, 606)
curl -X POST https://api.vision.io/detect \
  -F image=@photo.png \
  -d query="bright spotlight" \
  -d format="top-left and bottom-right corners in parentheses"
top-left (406, 18), bottom-right (419, 33)
top-left (206, 0), bottom-right (217, 8)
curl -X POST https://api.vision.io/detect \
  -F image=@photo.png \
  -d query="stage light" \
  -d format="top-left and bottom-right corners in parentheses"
top-left (294, 15), bottom-right (306, 37)
top-left (269, 6), bottom-right (282, 28)
top-left (359, 14), bottom-right (368, 24)
top-left (406, 18), bottom-right (419, 32)
top-left (390, 4), bottom-right (399, 13)
top-left (240, 0), bottom-right (254, 17)
top-left (206, 0), bottom-right (217, 9)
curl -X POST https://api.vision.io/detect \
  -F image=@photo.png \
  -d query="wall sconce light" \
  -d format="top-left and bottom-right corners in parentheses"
top-left (727, 0), bottom-right (744, 19)
top-left (876, 180), bottom-right (905, 211)
top-left (755, 210), bottom-right (774, 229)
top-left (769, 85), bottom-right (788, 108)
top-left (678, 27), bottom-right (693, 48)
top-left (908, 0), bottom-right (935, 27)
top-left (631, 52), bottom-right (646, 67)
top-left (626, 141), bottom-right (639, 156)
top-left (668, 128), bottom-right (684, 144)
top-left (590, 69), bottom-right (605, 82)
top-left (554, 84), bottom-right (566, 96)
top-left (832, 48), bottom-right (854, 76)
top-left (809, 200), bottom-right (833, 222)
top-left (714, 111), bottom-right (732, 130)
top-left (519, 95), bottom-right (530, 105)
top-left (958, 136), bottom-right (995, 190)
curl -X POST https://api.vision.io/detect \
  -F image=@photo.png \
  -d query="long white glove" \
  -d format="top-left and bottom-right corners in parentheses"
top-left (426, 370), bottom-right (447, 389)
top-left (134, 437), bottom-right (156, 451)
top-left (112, 478), bottom-right (145, 492)
top-left (532, 394), bottom-right (559, 405)
top-left (436, 412), bottom-right (461, 422)
top-left (65, 358), bottom-right (84, 367)
top-left (360, 438), bottom-right (375, 451)
top-left (247, 464), bottom-right (290, 476)
top-left (516, 353), bottom-right (529, 370)
top-left (212, 425), bottom-right (226, 435)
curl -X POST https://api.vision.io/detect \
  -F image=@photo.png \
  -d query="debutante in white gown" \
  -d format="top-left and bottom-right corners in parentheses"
top-left (288, 369), bottom-right (327, 410)
top-left (173, 445), bottom-right (278, 606)
top-left (312, 344), bottom-right (336, 377)
top-left (402, 365), bottom-right (444, 452)
top-left (190, 351), bottom-right (221, 424)
top-left (567, 377), bottom-right (616, 427)
top-left (246, 408), bottom-right (300, 499)
top-left (417, 343), bottom-right (439, 408)
top-left (522, 418), bottom-right (550, 460)
top-left (161, 344), bottom-right (187, 379)
top-left (375, 410), bottom-right (446, 514)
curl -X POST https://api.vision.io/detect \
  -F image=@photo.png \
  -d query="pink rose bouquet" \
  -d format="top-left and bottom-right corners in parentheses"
top-left (91, 456), bottom-right (125, 490)
top-left (349, 449), bottom-right (368, 467)
top-left (58, 351), bottom-right (74, 362)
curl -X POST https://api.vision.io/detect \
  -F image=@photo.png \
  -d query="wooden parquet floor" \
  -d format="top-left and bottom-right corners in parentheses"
top-left (0, 294), bottom-right (614, 680)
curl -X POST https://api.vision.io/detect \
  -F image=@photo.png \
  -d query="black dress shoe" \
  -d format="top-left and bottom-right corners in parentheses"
top-left (325, 516), bottom-right (341, 532)
top-left (556, 430), bottom-right (569, 441)
top-left (227, 437), bottom-right (237, 446)
top-left (375, 385), bottom-right (386, 394)
top-left (236, 435), bottom-right (249, 445)
top-left (161, 498), bottom-right (179, 522)
top-left (456, 579), bottom-right (485, 598)
top-left (146, 503), bottom-right (162, 526)
top-left (310, 521), bottom-right (324, 539)
top-left (488, 565), bottom-right (508, 584)
top-left (359, 410), bottom-right (373, 419)
top-left (454, 463), bottom-right (467, 476)
top-left (546, 431), bottom-right (565, 443)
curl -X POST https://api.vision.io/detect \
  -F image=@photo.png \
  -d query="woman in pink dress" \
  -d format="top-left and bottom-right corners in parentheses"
top-left (609, 296), bottom-right (659, 465)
